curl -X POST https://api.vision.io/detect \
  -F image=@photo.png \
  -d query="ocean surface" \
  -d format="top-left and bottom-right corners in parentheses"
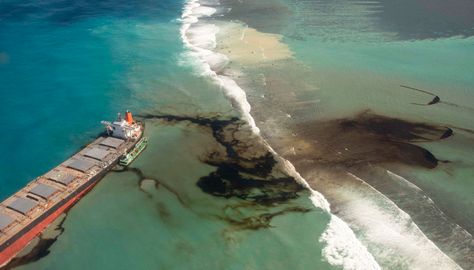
top-left (0, 0), bottom-right (473, 269)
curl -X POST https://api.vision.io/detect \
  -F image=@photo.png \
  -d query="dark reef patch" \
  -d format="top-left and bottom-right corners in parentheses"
top-left (294, 110), bottom-right (453, 169)
top-left (2, 214), bottom-right (67, 270)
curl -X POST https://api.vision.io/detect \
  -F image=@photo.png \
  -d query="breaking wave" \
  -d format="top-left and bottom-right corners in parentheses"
top-left (179, 0), bottom-right (258, 133)
top-left (179, 1), bottom-right (381, 269)
top-left (344, 172), bottom-right (462, 269)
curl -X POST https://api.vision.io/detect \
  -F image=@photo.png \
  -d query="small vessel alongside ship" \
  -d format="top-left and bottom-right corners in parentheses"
top-left (119, 137), bottom-right (148, 166)
top-left (0, 110), bottom-right (146, 266)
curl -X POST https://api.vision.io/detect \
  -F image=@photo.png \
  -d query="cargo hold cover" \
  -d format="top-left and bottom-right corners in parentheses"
top-left (7, 197), bottom-right (38, 215)
top-left (0, 213), bottom-right (14, 231)
top-left (67, 159), bottom-right (96, 173)
top-left (100, 137), bottom-right (125, 149)
top-left (29, 184), bottom-right (58, 200)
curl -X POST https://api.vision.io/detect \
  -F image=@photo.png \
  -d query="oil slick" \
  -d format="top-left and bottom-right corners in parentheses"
top-left (2, 214), bottom-right (67, 270)
top-left (400, 85), bottom-right (441, 105)
top-left (280, 110), bottom-right (472, 269)
top-left (293, 110), bottom-right (453, 170)
top-left (401, 85), bottom-right (474, 113)
top-left (137, 114), bottom-right (312, 230)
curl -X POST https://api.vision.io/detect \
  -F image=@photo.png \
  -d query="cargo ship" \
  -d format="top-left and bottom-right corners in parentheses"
top-left (0, 111), bottom-right (145, 266)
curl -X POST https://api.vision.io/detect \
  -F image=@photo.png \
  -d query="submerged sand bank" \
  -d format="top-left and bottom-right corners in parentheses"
top-left (216, 22), bottom-right (292, 65)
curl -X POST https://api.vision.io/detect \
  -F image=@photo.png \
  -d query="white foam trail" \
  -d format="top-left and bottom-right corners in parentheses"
top-left (279, 159), bottom-right (330, 212)
top-left (180, 0), bottom-right (259, 133)
top-left (280, 159), bottom-right (380, 270)
top-left (192, 6), bottom-right (217, 17)
top-left (386, 170), bottom-right (423, 192)
top-left (386, 169), bottom-right (473, 241)
top-left (346, 173), bottom-right (462, 269)
top-left (216, 75), bottom-right (258, 131)
top-left (320, 215), bottom-right (381, 270)
top-left (179, 1), bottom-right (381, 269)
top-left (186, 24), bottom-right (219, 49)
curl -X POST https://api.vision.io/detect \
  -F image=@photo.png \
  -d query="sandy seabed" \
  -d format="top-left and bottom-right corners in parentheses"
top-left (216, 22), bottom-right (292, 65)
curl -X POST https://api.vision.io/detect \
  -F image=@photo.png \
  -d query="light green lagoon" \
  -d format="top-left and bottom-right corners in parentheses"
top-left (5, 0), bottom-right (473, 269)
top-left (18, 121), bottom-right (334, 270)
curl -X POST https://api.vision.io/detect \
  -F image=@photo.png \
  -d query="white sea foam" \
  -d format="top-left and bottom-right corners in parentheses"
top-left (320, 215), bottom-right (381, 270)
top-left (386, 169), bottom-right (473, 248)
top-left (279, 159), bottom-right (330, 211)
top-left (282, 159), bottom-right (379, 269)
top-left (180, 0), bottom-right (260, 133)
top-left (192, 6), bottom-right (217, 17)
top-left (386, 170), bottom-right (423, 192)
top-left (278, 158), bottom-right (380, 269)
top-left (185, 24), bottom-right (219, 49)
top-left (179, 1), bottom-right (382, 269)
top-left (345, 173), bottom-right (462, 269)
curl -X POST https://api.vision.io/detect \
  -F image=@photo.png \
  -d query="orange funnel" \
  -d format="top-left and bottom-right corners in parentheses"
top-left (125, 110), bottom-right (134, 124)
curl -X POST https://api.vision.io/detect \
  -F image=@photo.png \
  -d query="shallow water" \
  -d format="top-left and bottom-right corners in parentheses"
top-left (15, 120), bottom-right (336, 270)
top-left (211, 0), bottom-right (474, 268)
top-left (1, 0), bottom-right (473, 269)
top-left (2, 2), bottom-right (352, 268)
top-left (0, 0), bottom-right (184, 198)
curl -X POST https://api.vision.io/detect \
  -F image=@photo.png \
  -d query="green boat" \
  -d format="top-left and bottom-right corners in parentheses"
top-left (119, 136), bottom-right (148, 166)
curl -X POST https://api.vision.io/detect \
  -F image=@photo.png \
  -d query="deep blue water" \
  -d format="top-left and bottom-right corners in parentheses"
top-left (0, 0), bottom-right (183, 200)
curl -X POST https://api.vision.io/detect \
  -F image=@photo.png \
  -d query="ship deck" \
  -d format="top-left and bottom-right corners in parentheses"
top-left (0, 134), bottom-right (139, 246)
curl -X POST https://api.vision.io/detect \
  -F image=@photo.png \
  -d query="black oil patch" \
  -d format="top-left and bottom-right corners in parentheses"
top-left (294, 110), bottom-right (453, 169)
top-left (156, 202), bottom-right (171, 221)
top-left (112, 166), bottom-right (189, 208)
top-left (136, 113), bottom-right (311, 230)
top-left (283, 111), bottom-right (474, 269)
top-left (138, 113), bottom-right (306, 205)
top-left (197, 166), bottom-right (304, 205)
top-left (401, 85), bottom-right (474, 112)
top-left (219, 206), bottom-right (311, 231)
top-left (2, 214), bottom-right (67, 270)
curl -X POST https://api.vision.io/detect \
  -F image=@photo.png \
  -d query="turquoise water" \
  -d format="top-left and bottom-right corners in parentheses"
top-left (287, 37), bottom-right (474, 91)
top-left (280, 0), bottom-right (474, 232)
top-left (16, 122), bottom-right (334, 270)
top-left (0, 0), bottom-right (185, 199)
top-left (1, 0), bottom-right (343, 269)
top-left (1, 0), bottom-right (473, 269)
top-left (218, 0), bottom-right (474, 268)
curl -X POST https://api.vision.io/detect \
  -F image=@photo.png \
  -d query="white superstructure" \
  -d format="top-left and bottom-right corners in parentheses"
top-left (101, 111), bottom-right (141, 140)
